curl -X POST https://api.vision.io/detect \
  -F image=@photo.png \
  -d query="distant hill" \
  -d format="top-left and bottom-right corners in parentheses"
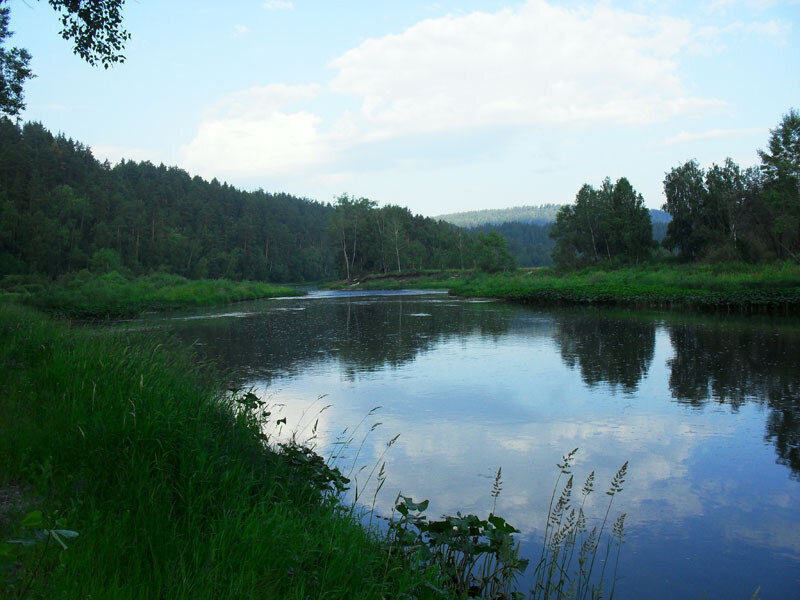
top-left (442, 205), bottom-right (672, 267)
top-left (437, 205), bottom-right (563, 227)
top-left (468, 221), bottom-right (554, 267)
top-left (438, 205), bottom-right (671, 227)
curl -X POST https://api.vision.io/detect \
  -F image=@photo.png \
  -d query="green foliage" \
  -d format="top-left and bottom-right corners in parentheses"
top-left (389, 494), bottom-right (528, 600)
top-left (550, 178), bottom-right (653, 268)
top-left (88, 247), bottom-right (122, 273)
top-left (0, 119), bottom-right (336, 282)
top-left (662, 108), bottom-right (800, 264)
top-left (444, 262), bottom-right (800, 313)
top-left (0, 304), bottom-right (451, 599)
top-left (47, 0), bottom-right (131, 68)
top-left (758, 108), bottom-right (800, 260)
top-left (0, 121), bottom-right (478, 286)
top-left (0, 1), bottom-right (129, 117)
top-left (476, 230), bottom-right (515, 273)
top-left (15, 272), bottom-right (303, 318)
top-left (386, 452), bottom-right (628, 600)
top-left (470, 222), bottom-right (553, 267)
top-left (328, 194), bottom-right (474, 279)
top-left (662, 158), bottom-right (759, 261)
top-left (0, 6), bottom-right (33, 117)
top-left (2, 508), bottom-right (79, 599)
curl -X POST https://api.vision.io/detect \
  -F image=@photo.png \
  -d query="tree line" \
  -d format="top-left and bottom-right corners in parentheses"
top-left (550, 109), bottom-right (800, 267)
top-left (446, 209), bottom-right (669, 268)
top-left (0, 119), bottom-right (513, 285)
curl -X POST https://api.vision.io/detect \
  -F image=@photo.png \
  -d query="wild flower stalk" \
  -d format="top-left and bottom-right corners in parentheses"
top-left (532, 451), bottom-right (628, 600)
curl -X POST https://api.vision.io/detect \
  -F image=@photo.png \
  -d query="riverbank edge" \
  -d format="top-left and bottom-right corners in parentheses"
top-left (1, 272), bottom-right (306, 319)
top-left (321, 263), bottom-right (800, 313)
top-left (0, 303), bottom-right (451, 599)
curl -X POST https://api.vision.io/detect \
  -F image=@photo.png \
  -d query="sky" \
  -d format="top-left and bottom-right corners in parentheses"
top-left (6, 0), bottom-right (799, 216)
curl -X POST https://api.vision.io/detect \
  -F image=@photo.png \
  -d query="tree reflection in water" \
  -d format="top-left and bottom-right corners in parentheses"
top-left (552, 311), bottom-right (655, 393)
top-left (550, 309), bottom-right (800, 478)
top-left (667, 321), bottom-right (800, 478)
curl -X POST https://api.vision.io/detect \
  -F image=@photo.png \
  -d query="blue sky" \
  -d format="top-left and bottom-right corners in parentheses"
top-left (6, 0), bottom-right (799, 215)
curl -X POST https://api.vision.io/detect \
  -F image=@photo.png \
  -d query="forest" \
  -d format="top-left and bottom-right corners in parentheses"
top-left (0, 119), bottom-right (493, 285)
top-left (549, 109), bottom-right (800, 268)
top-left (1, 109), bottom-right (798, 289)
top-left (445, 208), bottom-right (670, 268)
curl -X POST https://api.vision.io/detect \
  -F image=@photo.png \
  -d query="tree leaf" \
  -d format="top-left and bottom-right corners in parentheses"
top-left (21, 510), bottom-right (43, 528)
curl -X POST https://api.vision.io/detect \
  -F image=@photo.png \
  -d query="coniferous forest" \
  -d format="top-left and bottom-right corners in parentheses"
top-left (0, 119), bottom-right (479, 284)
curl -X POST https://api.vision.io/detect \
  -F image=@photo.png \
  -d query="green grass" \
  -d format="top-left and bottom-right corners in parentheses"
top-left (2, 271), bottom-right (304, 318)
top-left (324, 262), bottom-right (800, 312)
top-left (0, 304), bottom-right (445, 599)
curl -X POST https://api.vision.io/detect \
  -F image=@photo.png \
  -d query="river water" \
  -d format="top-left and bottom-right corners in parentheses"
top-left (135, 290), bottom-right (800, 599)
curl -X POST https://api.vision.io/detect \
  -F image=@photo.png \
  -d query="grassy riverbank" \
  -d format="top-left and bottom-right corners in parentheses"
top-left (1, 271), bottom-right (303, 318)
top-left (326, 262), bottom-right (800, 312)
top-left (0, 303), bottom-right (447, 599)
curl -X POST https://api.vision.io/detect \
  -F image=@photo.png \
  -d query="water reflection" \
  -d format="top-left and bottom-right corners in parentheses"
top-left (667, 319), bottom-right (800, 478)
top-left (134, 292), bottom-right (800, 599)
top-left (149, 293), bottom-right (513, 382)
top-left (552, 311), bottom-right (655, 393)
top-left (544, 308), bottom-right (799, 478)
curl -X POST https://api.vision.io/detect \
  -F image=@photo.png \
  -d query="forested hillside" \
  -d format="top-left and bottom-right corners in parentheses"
top-left (0, 119), bottom-right (475, 283)
top-left (438, 204), bottom-right (563, 227)
top-left (469, 221), bottom-right (555, 267)
top-left (0, 120), bottom-right (334, 281)
top-left (439, 205), bottom-right (671, 228)
top-left (445, 205), bottom-right (669, 267)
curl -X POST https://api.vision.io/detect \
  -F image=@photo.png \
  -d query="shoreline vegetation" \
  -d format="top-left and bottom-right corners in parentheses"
top-left (0, 303), bottom-right (629, 599)
top-left (3, 260), bottom-right (799, 322)
top-left (1, 271), bottom-right (304, 319)
top-left (321, 262), bottom-right (800, 313)
top-left (0, 303), bottom-right (440, 599)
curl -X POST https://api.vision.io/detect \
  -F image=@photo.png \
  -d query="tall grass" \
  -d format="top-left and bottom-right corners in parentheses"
top-left (2, 271), bottom-right (303, 318)
top-left (446, 262), bottom-right (800, 312)
top-left (0, 304), bottom-right (443, 599)
top-left (319, 262), bottom-right (800, 311)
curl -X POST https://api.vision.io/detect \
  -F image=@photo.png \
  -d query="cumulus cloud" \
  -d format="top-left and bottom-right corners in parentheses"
top-left (329, 0), bottom-right (722, 139)
top-left (183, 1), bottom-right (732, 179)
top-left (179, 84), bottom-right (333, 177)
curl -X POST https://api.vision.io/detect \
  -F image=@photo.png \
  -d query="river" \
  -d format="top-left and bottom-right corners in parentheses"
top-left (134, 290), bottom-right (800, 599)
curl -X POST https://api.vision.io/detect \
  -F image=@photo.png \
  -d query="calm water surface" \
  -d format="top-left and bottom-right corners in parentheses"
top-left (138, 290), bottom-right (800, 599)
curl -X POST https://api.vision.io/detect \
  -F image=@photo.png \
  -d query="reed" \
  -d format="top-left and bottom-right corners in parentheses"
top-left (2, 271), bottom-right (303, 318)
top-left (0, 303), bottom-right (445, 599)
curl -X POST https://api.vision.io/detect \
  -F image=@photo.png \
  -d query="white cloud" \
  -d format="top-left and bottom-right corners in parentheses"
top-left (206, 84), bottom-right (321, 119)
top-left (183, 1), bottom-right (729, 181)
top-left (725, 19), bottom-right (792, 41)
top-left (180, 84), bottom-right (332, 177)
top-left (329, 0), bottom-right (722, 139)
top-left (233, 24), bottom-right (250, 39)
top-left (264, 0), bottom-right (293, 10)
top-left (664, 127), bottom-right (765, 145)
